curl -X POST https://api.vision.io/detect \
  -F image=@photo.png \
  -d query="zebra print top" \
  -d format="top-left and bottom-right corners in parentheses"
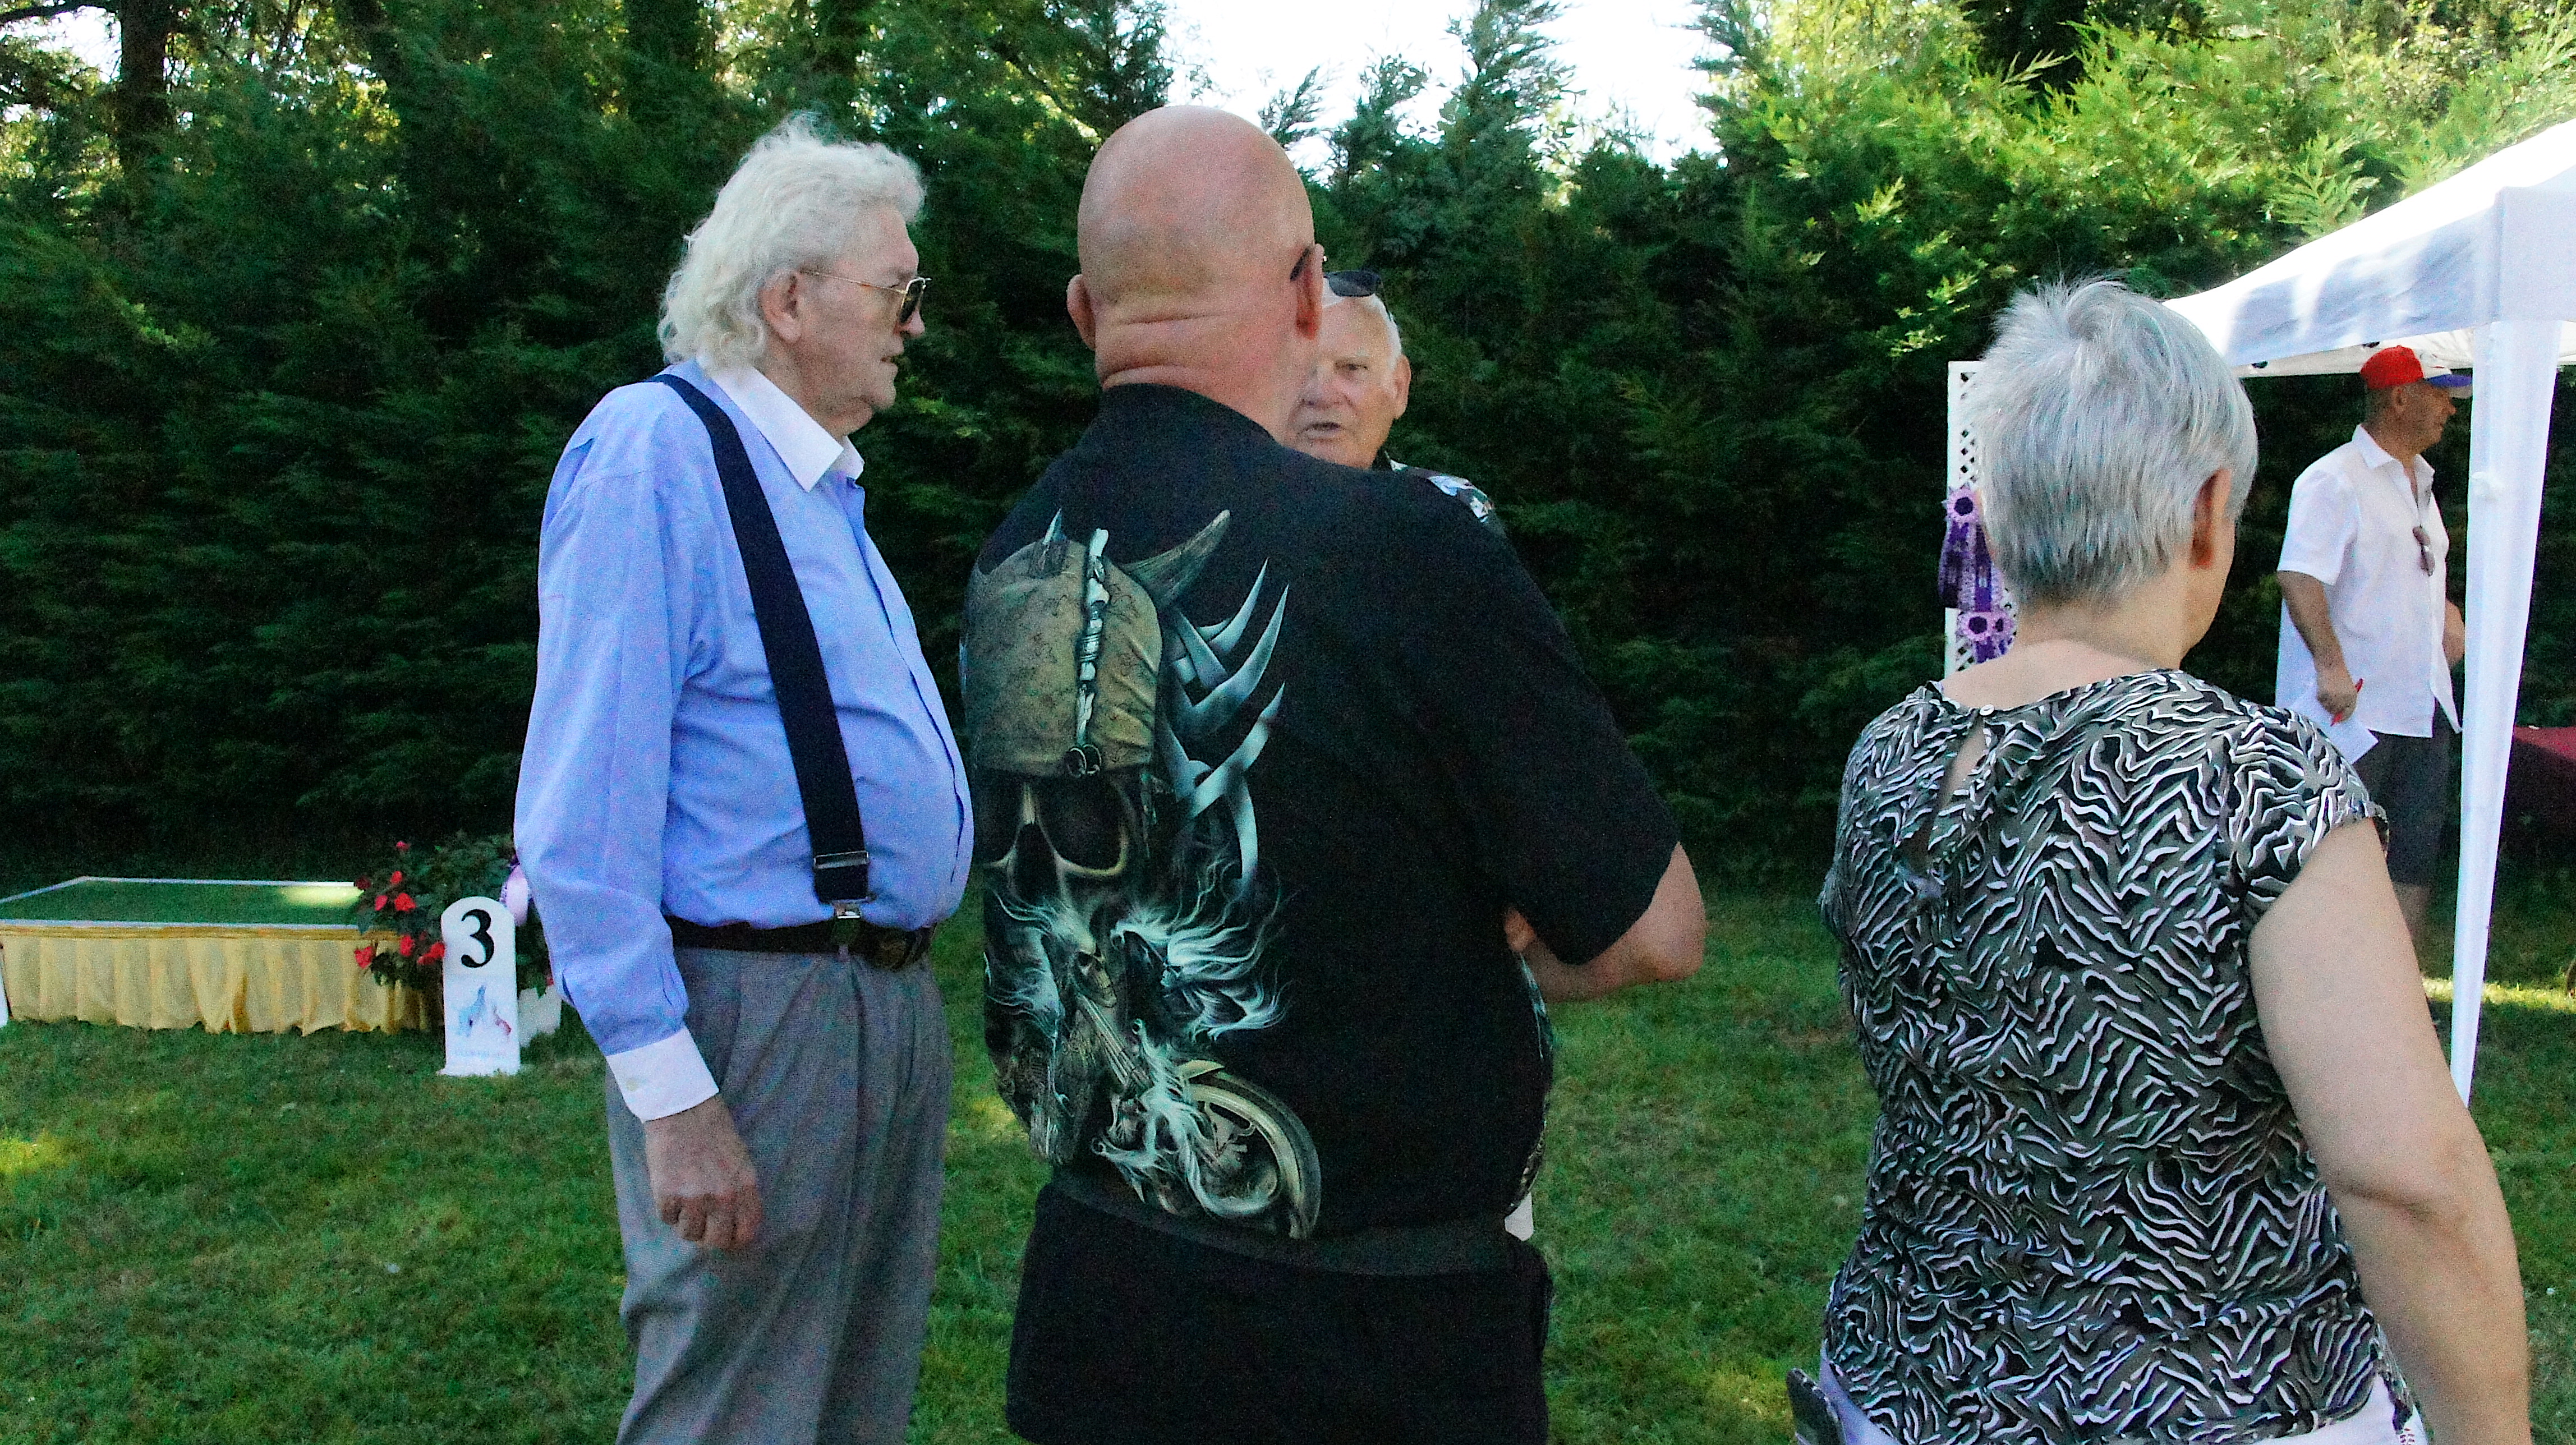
top-left (1819, 669), bottom-right (2390, 1444)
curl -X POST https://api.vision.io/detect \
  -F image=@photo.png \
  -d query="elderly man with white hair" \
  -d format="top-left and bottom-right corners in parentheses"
top-left (1290, 268), bottom-right (1505, 533)
top-left (515, 116), bottom-right (969, 1445)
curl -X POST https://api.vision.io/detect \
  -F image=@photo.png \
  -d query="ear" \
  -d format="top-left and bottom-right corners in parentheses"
top-left (1066, 274), bottom-right (1098, 352)
top-left (1390, 352), bottom-right (1413, 420)
top-left (758, 270), bottom-right (805, 347)
top-left (1292, 243), bottom-right (1325, 340)
top-left (2189, 468), bottom-right (2234, 568)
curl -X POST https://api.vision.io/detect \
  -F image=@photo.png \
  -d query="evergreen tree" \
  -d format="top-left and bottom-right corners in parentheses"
top-left (1, 0), bottom-right (2570, 872)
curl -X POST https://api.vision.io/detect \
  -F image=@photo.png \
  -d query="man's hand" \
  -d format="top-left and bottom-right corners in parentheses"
top-left (2316, 662), bottom-right (2361, 724)
top-left (1508, 914), bottom-right (1602, 1002)
top-left (642, 1094), bottom-right (763, 1251)
top-left (2445, 601), bottom-right (2466, 667)
top-left (2279, 571), bottom-right (2358, 721)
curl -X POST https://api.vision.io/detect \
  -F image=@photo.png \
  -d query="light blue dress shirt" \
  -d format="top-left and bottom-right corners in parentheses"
top-left (514, 360), bottom-right (972, 1117)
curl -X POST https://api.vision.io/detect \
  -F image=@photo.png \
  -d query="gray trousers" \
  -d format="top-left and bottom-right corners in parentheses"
top-left (606, 945), bottom-right (952, 1445)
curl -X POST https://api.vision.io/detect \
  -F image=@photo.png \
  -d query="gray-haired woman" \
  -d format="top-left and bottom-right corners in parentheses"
top-left (1810, 280), bottom-right (2528, 1445)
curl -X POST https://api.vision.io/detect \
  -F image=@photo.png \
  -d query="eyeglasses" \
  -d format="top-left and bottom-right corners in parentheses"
top-left (1325, 269), bottom-right (1382, 298)
top-left (802, 270), bottom-right (929, 325)
top-left (2414, 524), bottom-right (2435, 576)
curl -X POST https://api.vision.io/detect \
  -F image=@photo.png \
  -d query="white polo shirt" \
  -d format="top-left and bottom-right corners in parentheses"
top-left (2275, 425), bottom-right (2458, 739)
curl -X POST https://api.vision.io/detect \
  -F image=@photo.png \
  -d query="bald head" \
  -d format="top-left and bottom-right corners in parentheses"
top-left (1067, 107), bottom-right (1326, 440)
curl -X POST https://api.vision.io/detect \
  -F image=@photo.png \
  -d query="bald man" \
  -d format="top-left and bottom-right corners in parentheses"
top-left (961, 107), bottom-right (1705, 1445)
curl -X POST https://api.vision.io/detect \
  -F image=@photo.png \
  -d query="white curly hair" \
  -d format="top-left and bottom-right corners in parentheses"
top-left (659, 115), bottom-right (926, 371)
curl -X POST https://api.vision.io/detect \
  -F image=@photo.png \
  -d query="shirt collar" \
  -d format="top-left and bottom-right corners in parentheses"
top-left (2351, 423), bottom-right (2430, 481)
top-left (1092, 382), bottom-right (1276, 445)
top-left (708, 365), bottom-right (865, 490)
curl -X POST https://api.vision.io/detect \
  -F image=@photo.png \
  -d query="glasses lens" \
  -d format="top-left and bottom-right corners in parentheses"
top-left (1325, 269), bottom-right (1382, 298)
top-left (898, 277), bottom-right (927, 325)
top-left (2415, 526), bottom-right (2434, 574)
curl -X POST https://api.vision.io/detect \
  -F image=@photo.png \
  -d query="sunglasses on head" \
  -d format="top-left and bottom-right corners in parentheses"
top-left (1325, 269), bottom-right (1382, 299)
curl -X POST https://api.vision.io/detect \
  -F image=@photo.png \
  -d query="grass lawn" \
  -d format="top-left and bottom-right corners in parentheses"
top-left (3, 889), bottom-right (2573, 1443)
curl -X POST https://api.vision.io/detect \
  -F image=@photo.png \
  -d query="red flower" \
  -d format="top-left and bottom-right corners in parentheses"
top-left (395, 841), bottom-right (410, 852)
top-left (356, 944), bottom-right (376, 966)
top-left (397, 935), bottom-right (416, 958)
top-left (374, 894), bottom-right (388, 912)
top-left (394, 893), bottom-right (415, 912)
top-left (425, 942), bottom-right (445, 961)
top-left (388, 870), bottom-right (404, 887)
top-left (356, 875), bottom-right (372, 891)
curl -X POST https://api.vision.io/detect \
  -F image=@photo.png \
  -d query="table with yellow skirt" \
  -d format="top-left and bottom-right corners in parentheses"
top-left (0, 877), bottom-right (426, 1034)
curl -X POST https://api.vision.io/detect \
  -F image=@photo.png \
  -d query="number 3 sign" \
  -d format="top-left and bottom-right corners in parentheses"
top-left (439, 895), bottom-right (520, 1076)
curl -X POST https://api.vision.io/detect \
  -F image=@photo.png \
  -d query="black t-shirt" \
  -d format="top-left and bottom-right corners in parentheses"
top-left (1373, 449), bottom-right (1506, 537)
top-left (963, 384), bottom-right (1676, 1237)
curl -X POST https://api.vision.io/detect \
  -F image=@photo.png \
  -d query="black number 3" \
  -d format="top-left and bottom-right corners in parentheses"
top-left (460, 907), bottom-right (497, 968)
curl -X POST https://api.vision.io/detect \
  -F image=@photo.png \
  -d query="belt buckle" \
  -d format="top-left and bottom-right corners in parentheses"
top-left (869, 932), bottom-right (913, 971)
top-left (861, 924), bottom-right (921, 972)
top-left (889, 927), bottom-right (930, 971)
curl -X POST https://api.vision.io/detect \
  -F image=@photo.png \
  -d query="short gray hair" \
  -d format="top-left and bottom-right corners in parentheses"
top-left (1329, 292), bottom-right (1404, 361)
top-left (1975, 279), bottom-right (2257, 607)
top-left (659, 115), bottom-right (926, 371)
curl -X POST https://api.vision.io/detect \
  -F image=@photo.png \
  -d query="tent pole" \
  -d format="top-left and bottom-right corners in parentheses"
top-left (2449, 318), bottom-right (2561, 1103)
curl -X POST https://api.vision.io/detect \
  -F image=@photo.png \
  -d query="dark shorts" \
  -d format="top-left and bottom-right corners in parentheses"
top-left (2356, 716), bottom-right (2454, 888)
top-left (1004, 1184), bottom-right (1553, 1445)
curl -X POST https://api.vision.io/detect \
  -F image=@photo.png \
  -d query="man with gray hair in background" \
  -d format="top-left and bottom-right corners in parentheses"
top-left (1290, 268), bottom-right (1505, 535)
top-left (516, 116), bottom-right (969, 1444)
top-left (2276, 343), bottom-right (2471, 944)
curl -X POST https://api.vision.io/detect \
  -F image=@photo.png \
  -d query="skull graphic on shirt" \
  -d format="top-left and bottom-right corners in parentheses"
top-left (964, 512), bottom-right (1319, 1237)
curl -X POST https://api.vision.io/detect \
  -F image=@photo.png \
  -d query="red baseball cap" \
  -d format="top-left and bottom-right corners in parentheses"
top-left (2359, 344), bottom-right (2473, 394)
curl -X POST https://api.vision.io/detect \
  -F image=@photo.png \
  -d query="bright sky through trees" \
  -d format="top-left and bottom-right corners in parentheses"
top-left (1163, 0), bottom-right (1714, 162)
top-left (30, 2), bottom-right (1715, 162)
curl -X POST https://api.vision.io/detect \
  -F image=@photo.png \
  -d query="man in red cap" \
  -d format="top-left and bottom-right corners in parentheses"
top-left (2276, 343), bottom-right (2472, 941)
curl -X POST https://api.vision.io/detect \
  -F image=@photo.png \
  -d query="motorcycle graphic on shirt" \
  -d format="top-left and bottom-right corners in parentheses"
top-left (963, 511), bottom-right (1321, 1238)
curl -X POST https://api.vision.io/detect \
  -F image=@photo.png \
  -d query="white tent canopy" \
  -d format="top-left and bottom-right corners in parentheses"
top-left (2165, 118), bottom-right (2576, 1102)
top-left (2169, 118), bottom-right (2576, 376)
top-left (2225, 325), bottom-right (2575, 378)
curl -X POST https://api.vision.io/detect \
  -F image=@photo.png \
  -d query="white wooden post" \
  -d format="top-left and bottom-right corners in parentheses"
top-left (439, 895), bottom-right (521, 1076)
top-left (1943, 362), bottom-right (2012, 674)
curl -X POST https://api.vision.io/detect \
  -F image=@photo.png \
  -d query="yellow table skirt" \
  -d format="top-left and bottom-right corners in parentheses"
top-left (0, 924), bottom-right (426, 1034)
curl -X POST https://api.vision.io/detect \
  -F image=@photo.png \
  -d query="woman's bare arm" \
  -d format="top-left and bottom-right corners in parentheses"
top-left (2251, 822), bottom-right (2529, 1444)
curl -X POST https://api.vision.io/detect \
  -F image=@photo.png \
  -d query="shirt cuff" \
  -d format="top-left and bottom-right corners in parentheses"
top-left (605, 1029), bottom-right (719, 1120)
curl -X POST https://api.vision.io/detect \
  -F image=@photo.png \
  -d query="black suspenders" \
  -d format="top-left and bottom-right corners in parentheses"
top-left (652, 372), bottom-right (872, 911)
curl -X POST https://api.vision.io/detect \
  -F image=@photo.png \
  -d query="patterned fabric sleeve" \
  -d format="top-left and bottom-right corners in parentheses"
top-left (2232, 706), bottom-right (2386, 924)
top-left (1819, 693), bottom-right (1926, 942)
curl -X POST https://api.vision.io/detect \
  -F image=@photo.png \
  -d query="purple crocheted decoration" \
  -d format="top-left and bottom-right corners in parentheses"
top-left (1939, 487), bottom-right (2014, 662)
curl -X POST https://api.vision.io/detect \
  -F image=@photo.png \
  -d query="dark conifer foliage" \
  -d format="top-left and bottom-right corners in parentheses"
top-left (0, 0), bottom-right (2570, 871)
top-left (0, 0), bottom-right (1130, 849)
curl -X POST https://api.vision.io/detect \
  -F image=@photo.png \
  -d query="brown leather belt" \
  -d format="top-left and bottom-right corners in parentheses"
top-left (665, 916), bottom-right (935, 970)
